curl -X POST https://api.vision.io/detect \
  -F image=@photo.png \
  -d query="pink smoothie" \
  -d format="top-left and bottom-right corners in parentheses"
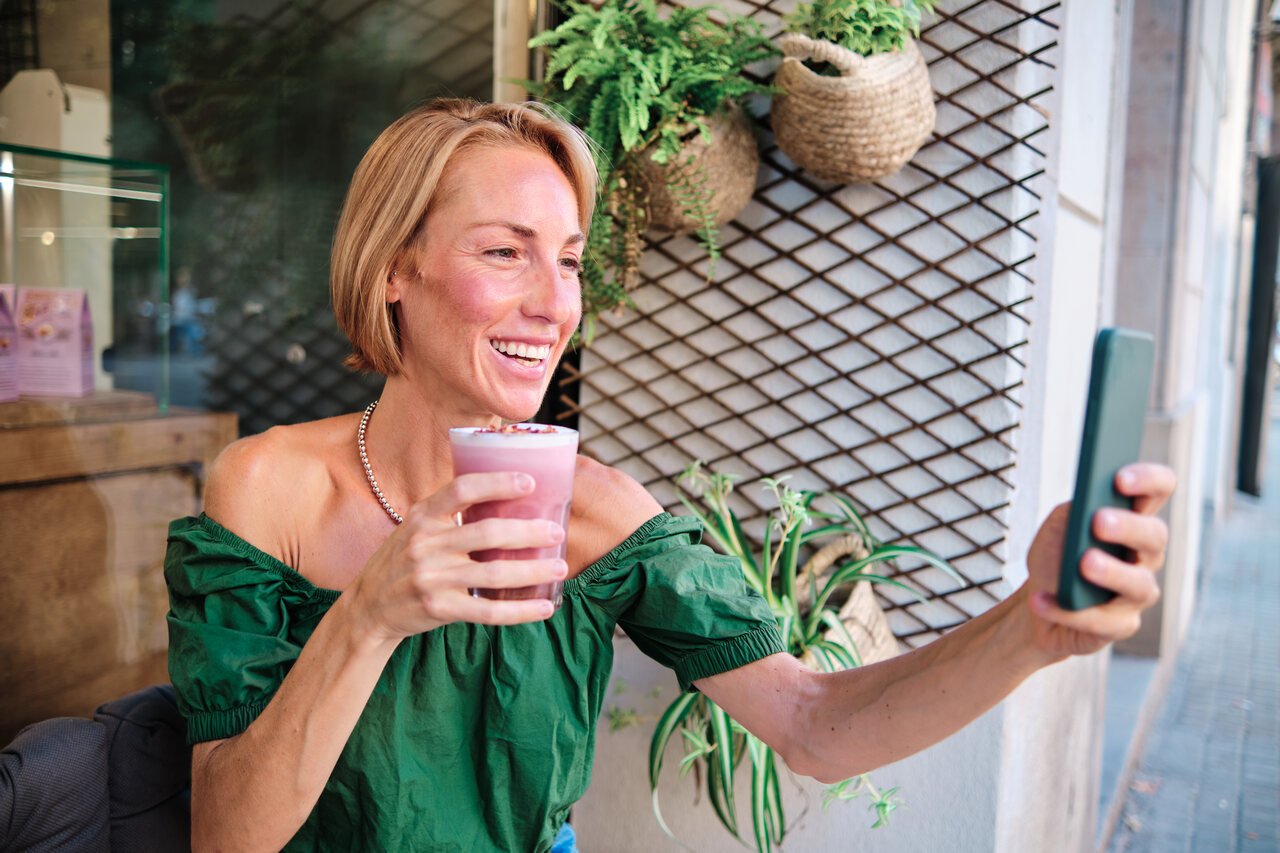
top-left (449, 424), bottom-right (578, 608)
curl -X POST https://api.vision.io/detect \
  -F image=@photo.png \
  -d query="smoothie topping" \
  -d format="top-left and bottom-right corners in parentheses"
top-left (478, 424), bottom-right (559, 435)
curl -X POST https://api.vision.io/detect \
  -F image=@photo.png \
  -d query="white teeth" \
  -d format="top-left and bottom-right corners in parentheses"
top-left (490, 340), bottom-right (550, 361)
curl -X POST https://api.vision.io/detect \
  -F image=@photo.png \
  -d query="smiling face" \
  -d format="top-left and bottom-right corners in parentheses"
top-left (387, 144), bottom-right (585, 423)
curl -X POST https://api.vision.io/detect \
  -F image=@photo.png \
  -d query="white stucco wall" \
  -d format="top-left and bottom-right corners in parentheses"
top-left (996, 1), bottom-right (1128, 850)
top-left (575, 638), bottom-right (1004, 852)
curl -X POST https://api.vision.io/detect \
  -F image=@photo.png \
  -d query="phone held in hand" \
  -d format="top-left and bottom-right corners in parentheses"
top-left (1057, 327), bottom-right (1156, 611)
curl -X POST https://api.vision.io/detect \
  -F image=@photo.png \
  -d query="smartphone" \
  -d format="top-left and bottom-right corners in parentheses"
top-left (1057, 327), bottom-right (1156, 611)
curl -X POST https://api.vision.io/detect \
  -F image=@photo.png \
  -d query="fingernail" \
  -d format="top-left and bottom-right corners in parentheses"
top-left (548, 523), bottom-right (565, 542)
top-left (555, 560), bottom-right (568, 578)
top-left (1117, 470), bottom-right (1135, 490)
top-left (516, 473), bottom-right (534, 491)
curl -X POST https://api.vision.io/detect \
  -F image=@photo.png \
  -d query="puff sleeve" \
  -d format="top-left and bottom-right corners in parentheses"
top-left (164, 515), bottom-right (337, 744)
top-left (590, 514), bottom-right (786, 691)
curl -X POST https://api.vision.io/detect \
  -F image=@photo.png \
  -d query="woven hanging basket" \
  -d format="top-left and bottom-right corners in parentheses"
top-left (771, 33), bottom-right (935, 184)
top-left (799, 534), bottom-right (901, 669)
top-left (638, 103), bottom-right (759, 234)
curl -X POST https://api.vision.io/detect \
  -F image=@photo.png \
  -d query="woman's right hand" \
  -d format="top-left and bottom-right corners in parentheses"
top-left (345, 471), bottom-right (567, 643)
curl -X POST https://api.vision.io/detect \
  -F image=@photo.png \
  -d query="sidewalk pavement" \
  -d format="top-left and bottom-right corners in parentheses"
top-left (1108, 416), bottom-right (1280, 852)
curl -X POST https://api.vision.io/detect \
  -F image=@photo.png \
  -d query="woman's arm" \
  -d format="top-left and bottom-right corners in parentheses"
top-left (696, 588), bottom-right (1049, 783)
top-left (187, 436), bottom-right (567, 851)
top-left (698, 462), bottom-right (1175, 784)
top-left (189, 594), bottom-right (400, 851)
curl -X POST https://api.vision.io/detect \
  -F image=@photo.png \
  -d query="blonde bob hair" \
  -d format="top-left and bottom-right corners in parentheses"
top-left (331, 99), bottom-right (599, 375)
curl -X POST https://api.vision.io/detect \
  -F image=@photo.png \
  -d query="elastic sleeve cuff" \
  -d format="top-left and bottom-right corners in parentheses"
top-left (672, 624), bottom-right (787, 692)
top-left (184, 698), bottom-right (271, 745)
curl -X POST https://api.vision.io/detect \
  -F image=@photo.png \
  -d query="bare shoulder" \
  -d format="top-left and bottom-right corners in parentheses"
top-left (203, 416), bottom-right (355, 561)
top-left (567, 456), bottom-right (664, 572)
top-left (573, 455), bottom-right (663, 521)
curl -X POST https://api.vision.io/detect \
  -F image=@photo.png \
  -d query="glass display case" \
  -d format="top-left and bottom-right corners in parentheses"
top-left (0, 144), bottom-right (237, 741)
top-left (0, 142), bottom-right (170, 414)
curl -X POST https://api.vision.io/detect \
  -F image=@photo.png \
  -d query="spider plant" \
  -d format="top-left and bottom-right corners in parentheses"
top-left (648, 462), bottom-right (962, 852)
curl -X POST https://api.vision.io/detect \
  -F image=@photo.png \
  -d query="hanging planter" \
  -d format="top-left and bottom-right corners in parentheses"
top-left (772, 32), bottom-right (935, 183)
top-left (525, 0), bottom-right (777, 341)
top-left (797, 533), bottom-right (901, 668)
top-left (639, 103), bottom-right (759, 235)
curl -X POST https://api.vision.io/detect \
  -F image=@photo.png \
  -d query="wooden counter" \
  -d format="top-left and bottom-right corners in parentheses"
top-left (0, 392), bottom-right (238, 743)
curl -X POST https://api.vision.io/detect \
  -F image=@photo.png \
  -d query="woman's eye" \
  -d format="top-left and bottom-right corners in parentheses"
top-left (560, 257), bottom-right (582, 272)
top-left (486, 247), bottom-right (518, 260)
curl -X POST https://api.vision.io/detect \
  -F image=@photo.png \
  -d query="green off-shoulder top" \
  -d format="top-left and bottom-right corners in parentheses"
top-left (164, 511), bottom-right (785, 853)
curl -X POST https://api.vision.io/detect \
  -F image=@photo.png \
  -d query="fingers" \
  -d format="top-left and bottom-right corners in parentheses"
top-left (406, 554), bottom-right (564, 627)
top-left (1031, 591), bottom-right (1141, 642)
top-left (453, 596), bottom-right (558, 626)
top-left (445, 517), bottom-right (566, 554)
top-left (1079, 548), bottom-right (1161, 606)
top-left (412, 472), bottom-right (536, 521)
top-left (464, 558), bottom-right (568, 590)
top-left (1116, 463), bottom-right (1177, 515)
top-left (1091, 508), bottom-right (1168, 566)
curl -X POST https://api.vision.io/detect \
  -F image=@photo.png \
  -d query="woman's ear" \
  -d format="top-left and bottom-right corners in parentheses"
top-left (386, 267), bottom-right (403, 304)
top-left (385, 245), bottom-right (421, 303)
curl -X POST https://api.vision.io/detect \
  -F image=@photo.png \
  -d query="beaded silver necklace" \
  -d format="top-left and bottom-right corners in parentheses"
top-left (357, 400), bottom-right (404, 525)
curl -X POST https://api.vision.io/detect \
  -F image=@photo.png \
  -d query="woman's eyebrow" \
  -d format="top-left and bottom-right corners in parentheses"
top-left (470, 220), bottom-right (586, 246)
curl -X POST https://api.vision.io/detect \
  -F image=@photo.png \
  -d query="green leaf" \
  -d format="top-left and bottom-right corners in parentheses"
top-left (727, 503), bottom-right (763, 580)
top-left (678, 728), bottom-right (713, 778)
top-left (824, 493), bottom-right (875, 543)
top-left (884, 544), bottom-right (965, 585)
top-left (765, 749), bottom-right (785, 845)
top-left (778, 609), bottom-right (795, 656)
top-left (810, 643), bottom-right (836, 674)
top-left (821, 775), bottom-right (866, 811)
top-left (814, 639), bottom-right (858, 672)
top-left (649, 692), bottom-right (701, 849)
top-left (779, 514), bottom-right (805, 606)
top-left (747, 735), bottom-right (772, 853)
top-left (649, 692), bottom-right (699, 788)
top-left (808, 544), bottom-right (955, 633)
top-left (818, 610), bottom-right (863, 667)
top-left (707, 703), bottom-right (740, 836)
top-left (871, 785), bottom-right (902, 828)
top-left (706, 746), bottom-right (740, 838)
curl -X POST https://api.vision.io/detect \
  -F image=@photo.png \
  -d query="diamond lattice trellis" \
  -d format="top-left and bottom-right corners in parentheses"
top-left (556, 0), bottom-right (1061, 646)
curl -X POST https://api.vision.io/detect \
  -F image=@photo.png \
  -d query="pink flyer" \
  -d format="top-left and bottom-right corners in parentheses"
top-left (15, 287), bottom-right (94, 398)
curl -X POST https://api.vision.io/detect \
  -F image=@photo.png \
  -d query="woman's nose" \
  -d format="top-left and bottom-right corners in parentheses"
top-left (524, 258), bottom-right (580, 326)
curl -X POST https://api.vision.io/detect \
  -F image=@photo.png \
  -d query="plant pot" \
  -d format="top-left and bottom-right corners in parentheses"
top-left (771, 32), bottom-right (935, 183)
top-left (830, 579), bottom-right (900, 665)
top-left (638, 103), bottom-right (759, 234)
top-left (800, 533), bottom-right (901, 668)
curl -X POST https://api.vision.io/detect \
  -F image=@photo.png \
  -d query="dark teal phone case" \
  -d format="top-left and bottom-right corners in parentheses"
top-left (1057, 328), bottom-right (1156, 611)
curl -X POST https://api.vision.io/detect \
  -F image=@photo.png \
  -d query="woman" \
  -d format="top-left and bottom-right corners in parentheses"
top-left (165, 99), bottom-right (1174, 852)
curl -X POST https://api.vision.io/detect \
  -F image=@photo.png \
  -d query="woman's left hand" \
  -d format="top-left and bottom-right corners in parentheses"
top-left (1022, 462), bottom-right (1177, 660)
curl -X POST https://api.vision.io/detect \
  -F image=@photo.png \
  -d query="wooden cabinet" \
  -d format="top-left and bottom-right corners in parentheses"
top-left (0, 392), bottom-right (237, 743)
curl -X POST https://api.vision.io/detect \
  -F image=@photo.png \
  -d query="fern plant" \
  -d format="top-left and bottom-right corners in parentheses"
top-left (648, 462), bottom-right (962, 852)
top-left (785, 0), bottom-right (936, 68)
top-left (527, 0), bottom-right (776, 342)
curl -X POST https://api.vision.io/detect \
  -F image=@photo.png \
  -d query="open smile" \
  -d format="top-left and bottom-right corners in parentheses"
top-left (490, 338), bottom-right (552, 368)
